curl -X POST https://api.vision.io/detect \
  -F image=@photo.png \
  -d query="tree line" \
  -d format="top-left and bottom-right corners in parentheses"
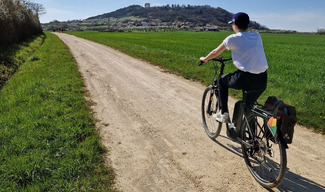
top-left (0, 0), bottom-right (45, 46)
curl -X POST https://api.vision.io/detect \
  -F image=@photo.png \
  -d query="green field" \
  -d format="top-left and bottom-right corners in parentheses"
top-left (0, 33), bottom-right (115, 191)
top-left (68, 31), bottom-right (325, 133)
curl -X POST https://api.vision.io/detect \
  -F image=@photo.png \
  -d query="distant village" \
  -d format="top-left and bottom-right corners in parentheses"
top-left (45, 17), bottom-right (221, 32)
top-left (108, 18), bottom-right (220, 31)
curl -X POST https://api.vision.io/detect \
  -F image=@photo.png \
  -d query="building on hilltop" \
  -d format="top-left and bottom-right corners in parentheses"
top-left (145, 3), bottom-right (150, 8)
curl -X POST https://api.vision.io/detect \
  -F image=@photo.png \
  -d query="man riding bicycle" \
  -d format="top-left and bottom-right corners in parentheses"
top-left (200, 12), bottom-right (268, 137)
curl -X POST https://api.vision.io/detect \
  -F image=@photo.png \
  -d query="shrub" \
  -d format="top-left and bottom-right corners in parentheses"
top-left (0, 0), bottom-right (42, 46)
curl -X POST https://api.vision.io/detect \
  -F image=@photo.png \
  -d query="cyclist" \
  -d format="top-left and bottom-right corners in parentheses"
top-left (200, 12), bottom-right (268, 138)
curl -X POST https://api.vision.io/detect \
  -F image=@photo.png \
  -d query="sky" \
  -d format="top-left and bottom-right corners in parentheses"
top-left (36, 0), bottom-right (325, 32)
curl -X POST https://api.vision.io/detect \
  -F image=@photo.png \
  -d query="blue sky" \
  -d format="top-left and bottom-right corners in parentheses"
top-left (37, 0), bottom-right (325, 32)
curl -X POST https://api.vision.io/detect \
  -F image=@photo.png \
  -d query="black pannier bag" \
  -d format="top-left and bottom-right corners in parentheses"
top-left (264, 96), bottom-right (297, 144)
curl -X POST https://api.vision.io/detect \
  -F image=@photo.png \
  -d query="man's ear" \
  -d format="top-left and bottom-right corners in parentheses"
top-left (232, 23), bottom-right (239, 32)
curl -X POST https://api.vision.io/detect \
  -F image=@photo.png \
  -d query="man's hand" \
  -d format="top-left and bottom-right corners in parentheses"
top-left (200, 57), bottom-right (208, 65)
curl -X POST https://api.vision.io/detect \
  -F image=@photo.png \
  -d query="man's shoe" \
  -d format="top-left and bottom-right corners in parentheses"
top-left (214, 112), bottom-right (230, 123)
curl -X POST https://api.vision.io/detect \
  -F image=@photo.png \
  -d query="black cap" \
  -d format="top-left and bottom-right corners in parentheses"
top-left (228, 12), bottom-right (250, 29)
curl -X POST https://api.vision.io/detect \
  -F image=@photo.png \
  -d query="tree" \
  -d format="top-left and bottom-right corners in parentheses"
top-left (22, 0), bottom-right (46, 18)
top-left (317, 28), bottom-right (325, 35)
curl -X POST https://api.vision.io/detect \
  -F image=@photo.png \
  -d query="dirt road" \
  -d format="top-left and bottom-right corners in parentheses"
top-left (55, 33), bottom-right (325, 192)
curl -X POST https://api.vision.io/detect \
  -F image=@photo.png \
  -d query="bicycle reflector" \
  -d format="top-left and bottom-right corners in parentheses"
top-left (268, 117), bottom-right (277, 134)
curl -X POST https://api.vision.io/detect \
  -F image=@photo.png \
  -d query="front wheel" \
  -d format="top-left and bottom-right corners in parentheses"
top-left (240, 112), bottom-right (287, 188)
top-left (201, 86), bottom-right (222, 139)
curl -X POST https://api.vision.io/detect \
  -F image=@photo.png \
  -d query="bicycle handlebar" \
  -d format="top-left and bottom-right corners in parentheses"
top-left (212, 57), bottom-right (232, 62)
top-left (199, 57), bottom-right (232, 66)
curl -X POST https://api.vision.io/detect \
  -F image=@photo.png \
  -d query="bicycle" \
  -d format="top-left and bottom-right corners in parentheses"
top-left (200, 57), bottom-right (287, 188)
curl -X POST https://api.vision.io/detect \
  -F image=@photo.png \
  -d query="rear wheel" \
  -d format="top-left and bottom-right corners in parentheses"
top-left (201, 86), bottom-right (222, 139)
top-left (240, 112), bottom-right (287, 188)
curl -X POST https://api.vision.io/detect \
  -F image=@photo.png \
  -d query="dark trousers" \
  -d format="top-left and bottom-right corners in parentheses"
top-left (218, 70), bottom-right (267, 113)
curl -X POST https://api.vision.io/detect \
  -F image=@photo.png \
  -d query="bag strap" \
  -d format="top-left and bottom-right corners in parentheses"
top-left (273, 100), bottom-right (284, 117)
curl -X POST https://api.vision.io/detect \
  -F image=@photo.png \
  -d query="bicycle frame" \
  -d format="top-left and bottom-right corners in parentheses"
top-left (207, 58), bottom-right (228, 87)
top-left (203, 58), bottom-right (229, 122)
top-left (201, 57), bottom-right (281, 144)
top-left (237, 100), bottom-right (288, 150)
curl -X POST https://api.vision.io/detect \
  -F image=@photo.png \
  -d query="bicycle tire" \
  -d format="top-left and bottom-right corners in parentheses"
top-left (201, 86), bottom-right (222, 139)
top-left (240, 112), bottom-right (287, 188)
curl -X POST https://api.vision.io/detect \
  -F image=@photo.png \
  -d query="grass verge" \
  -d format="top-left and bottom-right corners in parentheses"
top-left (0, 34), bottom-right (45, 88)
top-left (0, 32), bottom-right (115, 191)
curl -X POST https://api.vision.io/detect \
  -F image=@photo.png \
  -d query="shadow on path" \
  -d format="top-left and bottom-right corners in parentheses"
top-left (212, 134), bottom-right (325, 192)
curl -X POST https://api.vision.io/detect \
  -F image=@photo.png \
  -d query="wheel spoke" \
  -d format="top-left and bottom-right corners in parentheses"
top-left (241, 112), bottom-right (287, 188)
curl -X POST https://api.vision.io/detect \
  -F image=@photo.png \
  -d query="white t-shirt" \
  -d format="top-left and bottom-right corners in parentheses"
top-left (223, 31), bottom-right (268, 74)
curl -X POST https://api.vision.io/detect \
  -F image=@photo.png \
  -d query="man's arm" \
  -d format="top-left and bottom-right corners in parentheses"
top-left (200, 43), bottom-right (226, 64)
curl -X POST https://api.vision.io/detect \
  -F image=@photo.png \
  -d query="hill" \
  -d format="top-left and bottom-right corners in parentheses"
top-left (42, 4), bottom-right (268, 32)
top-left (87, 4), bottom-right (267, 30)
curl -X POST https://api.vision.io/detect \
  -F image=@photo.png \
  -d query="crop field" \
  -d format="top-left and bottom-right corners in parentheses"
top-left (68, 31), bottom-right (325, 133)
